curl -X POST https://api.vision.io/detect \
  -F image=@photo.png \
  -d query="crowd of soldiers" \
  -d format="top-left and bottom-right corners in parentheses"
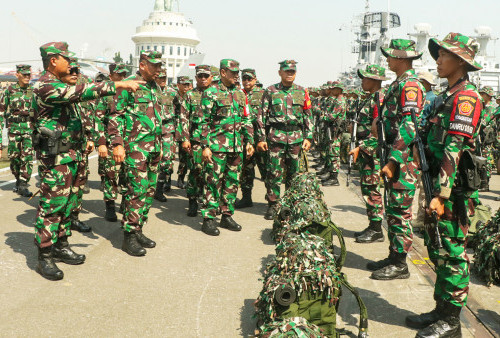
top-left (0, 30), bottom-right (497, 337)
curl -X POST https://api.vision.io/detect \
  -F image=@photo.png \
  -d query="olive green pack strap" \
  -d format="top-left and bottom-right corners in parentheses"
top-left (339, 274), bottom-right (369, 338)
top-left (321, 220), bottom-right (346, 272)
top-left (299, 149), bottom-right (309, 173)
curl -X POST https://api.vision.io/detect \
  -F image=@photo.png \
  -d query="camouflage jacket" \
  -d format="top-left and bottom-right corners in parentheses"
top-left (244, 86), bottom-right (265, 144)
top-left (179, 86), bottom-right (208, 143)
top-left (76, 75), bottom-right (95, 143)
top-left (94, 95), bottom-right (117, 147)
top-left (356, 90), bottom-right (384, 143)
top-left (325, 95), bottom-right (347, 122)
top-left (157, 86), bottom-right (179, 136)
top-left (424, 79), bottom-right (483, 199)
top-left (174, 92), bottom-right (185, 141)
top-left (109, 72), bottom-right (162, 154)
top-left (256, 82), bottom-right (313, 144)
top-left (0, 83), bottom-right (34, 141)
top-left (200, 82), bottom-right (253, 153)
top-left (32, 71), bottom-right (115, 165)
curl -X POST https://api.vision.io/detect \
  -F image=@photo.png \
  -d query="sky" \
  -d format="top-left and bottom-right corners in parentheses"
top-left (1, 0), bottom-right (500, 86)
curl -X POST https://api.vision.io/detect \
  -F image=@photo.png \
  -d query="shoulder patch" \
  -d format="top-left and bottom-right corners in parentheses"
top-left (400, 81), bottom-right (423, 115)
top-left (448, 90), bottom-right (482, 138)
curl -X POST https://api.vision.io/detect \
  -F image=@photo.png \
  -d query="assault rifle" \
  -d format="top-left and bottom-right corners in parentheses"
top-left (346, 100), bottom-right (360, 187)
top-left (375, 92), bottom-right (389, 208)
top-left (410, 107), bottom-right (443, 249)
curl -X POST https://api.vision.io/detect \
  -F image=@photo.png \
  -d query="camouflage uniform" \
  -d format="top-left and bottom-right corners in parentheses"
top-left (0, 65), bottom-right (34, 195)
top-left (256, 60), bottom-right (313, 214)
top-left (175, 76), bottom-right (191, 188)
top-left (477, 87), bottom-right (496, 189)
top-left (199, 59), bottom-right (253, 225)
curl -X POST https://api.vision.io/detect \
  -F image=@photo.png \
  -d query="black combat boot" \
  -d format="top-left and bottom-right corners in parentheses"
top-left (104, 200), bottom-right (118, 222)
top-left (13, 178), bottom-right (20, 193)
top-left (187, 198), bottom-right (198, 217)
top-left (36, 246), bottom-right (64, 281)
top-left (52, 236), bottom-right (86, 265)
top-left (313, 162), bottom-right (325, 171)
top-left (17, 180), bottom-right (33, 197)
top-left (317, 171), bottom-right (331, 181)
top-left (154, 180), bottom-right (167, 202)
top-left (100, 176), bottom-right (105, 192)
top-left (406, 300), bottom-right (444, 329)
top-left (122, 231), bottom-right (146, 256)
top-left (235, 190), bottom-right (253, 209)
top-left (177, 174), bottom-right (185, 189)
top-left (371, 252), bottom-right (410, 280)
top-left (322, 172), bottom-right (340, 186)
top-left (70, 217), bottom-right (92, 233)
top-left (83, 182), bottom-right (90, 194)
top-left (220, 214), bottom-right (242, 231)
top-left (202, 218), bottom-right (220, 236)
top-left (366, 251), bottom-right (396, 271)
top-left (136, 230), bottom-right (156, 248)
top-left (416, 302), bottom-right (462, 338)
top-left (312, 151), bottom-right (320, 159)
top-left (356, 220), bottom-right (384, 243)
top-left (163, 176), bottom-right (172, 193)
top-left (264, 204), bottom-right (276, 220)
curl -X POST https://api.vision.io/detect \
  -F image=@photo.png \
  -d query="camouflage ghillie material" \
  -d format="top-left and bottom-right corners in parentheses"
top-left (472, 208), bottom-right (500, 286)
top-left (380, 39), bottom-right (422, 59)
top-left (0, 82), bottom-right (35, 183)
top-left (428, 33), bottom-right (482, 71)
top-left (110, 71), bottom-right (162, 232)
top-left (258, 317), bottom-right (325, 338)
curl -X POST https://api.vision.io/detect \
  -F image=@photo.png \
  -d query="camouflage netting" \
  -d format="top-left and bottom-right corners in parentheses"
top-left (472, 208), bottom-right (500, 286)
top-left (258, 317), bottom-right (326, 338)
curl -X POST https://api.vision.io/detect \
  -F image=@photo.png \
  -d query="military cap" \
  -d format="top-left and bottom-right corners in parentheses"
top-left (69, 57), bottom-right (80, 69)
top-left (417, 71), bottom-right (436, 86)
top-left (109, 63), bottom-right (128, 74)
top-left (428, 32), bottom-right (482, 71)
top-left (381, 39), bottom-right (422, 59)
top-left (358, 64), bottom-right (390, 81)
top-left (279, 60), bottom-right (297, 71)
top-left (16, 64), bottom-right (31, 75)
top-left (40, 41), bottom-right (75, 59)
top-left (140, 50), bottom-right (163, 64)
top-left (158, 69), bottom-right (167, 78)
top-left (177, 76), bottom-right (191, 84)
top-left (220, 59), bottom-right (240, 72)
top-left (479, 86), bottom-right (495, 97)
top-left (241, 68), bottom-right (257, 79)
top-left (330, 81), bottom-right (344, 90)
top-left (256, 81), bottom-right (263, 88)
top-left (95, 72), bottom-right (109, 82)
top-left (195, 64), bottom-right (212, 75)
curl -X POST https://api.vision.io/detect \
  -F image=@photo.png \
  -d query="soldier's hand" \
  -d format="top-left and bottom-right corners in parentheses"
top-left (86, 141), bottom-right (95, 153)
top-left (182, 141), bottom-right (191, 153)
top-left (98, 145), bottom-right (108, 158)
top-left (381, 160), bottom-right (397, 179)
top-left (302, 139), bottom-right (312, 152)
top-left (257, 141), bottom-right (268, 152)
top-left (113, 145), bottom-right (125, 163)
top-left (371, 118), bottom-right (379, 138)
top-left (428, 196), bottom-right (445, 218)
top-left (202, 147), bottom-right (212, 164)
top-left (412, 144), bottom-right (421, 167)
top-left (246, 144), bottom-right (255, 158)
top-left (115, 80), bottom-right (146, 93)
top-left (349, 147), bottom-right (360, 163)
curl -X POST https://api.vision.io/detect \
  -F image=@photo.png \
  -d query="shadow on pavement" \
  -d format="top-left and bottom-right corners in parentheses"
top-left (260, 228), bottom-right (275, 246)
top-left (155, 194), bottom-right (203, 233)
top-left (4, 231), bottom-right (37, 271)
top-left (240, 298), bottom-right (257, 336)
top-left (331, 204), bottom-right (366, 216)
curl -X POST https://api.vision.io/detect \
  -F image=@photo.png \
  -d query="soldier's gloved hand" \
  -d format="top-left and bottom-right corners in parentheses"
top-left (381, 160), bottom-right (397, 179)
top-left (86, 141), bottom-right (94, 153)
top-left (428, 196), bottom-right (445, 218)
top-left (182, 141), bottom-right (191, 153)
top-left (98, 145), bottom-right (108, 158)
top-left (257, 141), bottom-right (268, 152)
top-left (349, 147), bottom-right (360, 163)
top-left (246, 144), bottom-right (255, 158)
top-left (302, 139), bottom-right (311, 152)
top-left (113, 145), bottom-right (125, 163)
top-left (115, 80), bottom-right (146, 92)
top-left (202, 147), bottom-right (212, 164)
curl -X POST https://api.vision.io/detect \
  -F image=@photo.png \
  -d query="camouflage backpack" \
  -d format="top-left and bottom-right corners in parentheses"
top-left (472, 208), bottom-right (500, 286)
top-left (255, 233), bottom-right (368, 338)
top-left (258, 317), bottom-right (325, 338)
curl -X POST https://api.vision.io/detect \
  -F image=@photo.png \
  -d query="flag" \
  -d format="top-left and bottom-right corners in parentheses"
top-left (188, 63), bottom-right (196, 69)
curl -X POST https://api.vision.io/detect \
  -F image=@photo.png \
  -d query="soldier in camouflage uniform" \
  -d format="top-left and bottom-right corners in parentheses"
top-left (478, 86), bottom-right (496, 191)
top-left (349, 65), bottom-right (389, 244)
top-left (175, 76), bottom-right (191, 189)
top-left (153, 69), bottom-right (179, 202)
top-left (95, 63), bottom-right (128, 222)
top-left (199, 59), bottom-right (254, 236)
top-left (355, 39), bottom-right (426, 280)
top-left (32, 42), bottom-right (140, 280)
top-left (256, 60), bottom-right (313, 220)
top-left (109, 50), bottom-right (163, 256)
top-left (179, 65), bottom-right (212, 217)
top-left (235, 68), bottom-right (267, 209)
top-left (0, 64), bottom-right (35, 197)
top-left (405, 33), bottom-right (484, 338)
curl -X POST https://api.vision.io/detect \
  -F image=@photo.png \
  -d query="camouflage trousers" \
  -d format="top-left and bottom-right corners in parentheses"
top-left (121, 150), bottom-right (161, 232)
top-left (386, 185), bottom-right (416, 254)
top-left (177, 142), bottom-right (189, 176)
top-left (481, 144), bottom-right (494, 178)
top-left (340, 132), bottom-right (351, 164)
top-left (240, 148), bottom-right (268, 193)
top-left (201, 152), bottom-right (243, 219)
top-left (325, 137), bottom-right (341, 174)
top-left (186, 142), bottom-right (204, 199)
top-left (266, 142), bottom-right (301, 204)
top-left (158, 132), bottom-right (176, 176)
top-left (99, 153), bottom-right (121, 202)
top-left (424, 195), bottom-right (470, 307)
top-left (70, 155), bottom-right (90, 221)
top-left (34, 159), bottom-right (86, 248)
top-left (358, 154), bottom-right (383, 222)
top-left (8, 133), bottom-right (33, 183)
